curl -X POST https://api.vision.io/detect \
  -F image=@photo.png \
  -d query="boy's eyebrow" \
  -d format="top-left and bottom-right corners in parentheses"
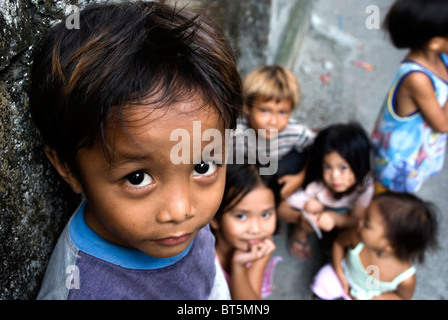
top-left (108, 150), bottom-right (151, 169)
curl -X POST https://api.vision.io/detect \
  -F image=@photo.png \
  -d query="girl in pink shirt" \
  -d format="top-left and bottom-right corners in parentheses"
top-left (279, 122), bottom-right (374, 260)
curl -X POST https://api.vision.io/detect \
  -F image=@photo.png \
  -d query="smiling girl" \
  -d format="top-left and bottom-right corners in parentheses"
top-left (211, 162), bottom-right (282, 300)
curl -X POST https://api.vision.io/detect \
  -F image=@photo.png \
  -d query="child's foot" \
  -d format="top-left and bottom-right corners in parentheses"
top-left (287, 225), bottom-right (311, 260)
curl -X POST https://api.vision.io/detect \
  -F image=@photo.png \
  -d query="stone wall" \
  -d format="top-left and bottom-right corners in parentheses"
top-left (0, 0), bottom-right (313, 299)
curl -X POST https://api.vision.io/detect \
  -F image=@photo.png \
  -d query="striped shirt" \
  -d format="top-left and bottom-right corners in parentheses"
top-left (232, 116), bottom-right (316, 161)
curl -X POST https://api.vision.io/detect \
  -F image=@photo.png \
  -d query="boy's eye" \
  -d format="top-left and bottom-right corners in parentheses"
top-left (125, 171), bottom-right (153, 187)
top-left (193, 161), bottom-right (217, 176)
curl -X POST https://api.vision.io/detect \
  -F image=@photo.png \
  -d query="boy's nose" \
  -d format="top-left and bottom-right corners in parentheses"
top-left (268, 114), bottom-right (278, 125)
top-left (156, 186), bottom-right (193, 223)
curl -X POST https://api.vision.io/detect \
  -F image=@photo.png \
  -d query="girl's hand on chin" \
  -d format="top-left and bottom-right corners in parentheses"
top-left (233, 238), bottom-right (276, 266)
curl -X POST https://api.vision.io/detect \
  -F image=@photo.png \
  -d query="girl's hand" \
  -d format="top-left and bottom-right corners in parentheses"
top-left (304, 198), bottom-right (324, 214)
top-left (308, 211), bottom-right (321, 225)
top-left (232, 238), bottom-right (276, 267)
top-left (316, 211), bottom-right (336, 231)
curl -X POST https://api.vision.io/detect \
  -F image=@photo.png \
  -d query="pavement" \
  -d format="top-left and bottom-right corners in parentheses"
top-left (266, 0), bottom-right (448, 300)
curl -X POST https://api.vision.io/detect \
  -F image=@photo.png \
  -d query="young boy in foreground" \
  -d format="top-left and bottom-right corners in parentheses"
top-left (31, 1), bottom-right (242, 299)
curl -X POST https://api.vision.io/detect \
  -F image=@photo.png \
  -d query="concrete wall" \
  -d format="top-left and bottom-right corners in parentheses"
top-left (0, 0), bottom-right (313, 299)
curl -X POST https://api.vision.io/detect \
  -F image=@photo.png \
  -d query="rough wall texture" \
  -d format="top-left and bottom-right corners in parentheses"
top-left (0, 0), bottom-right (313, 299)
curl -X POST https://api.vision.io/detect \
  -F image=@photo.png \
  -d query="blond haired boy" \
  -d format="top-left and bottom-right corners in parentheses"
top-left (234, 65), bottom-right (316, 198)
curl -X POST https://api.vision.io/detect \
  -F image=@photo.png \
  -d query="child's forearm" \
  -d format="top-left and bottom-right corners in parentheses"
top-left (332, 232), bottom-right (354, 296)
top-left (277, 201), bottom-right (302, 224)
top-left (278, 171), bottom-right (306, 199)
top-left (332, 243), bottom-right (351, 295)
top-left (328, 210), bottom-right (358, 229)
top-left (332, 242), bottom-right (345, 274)
top-left (230, 264), bottom-right (262, 300)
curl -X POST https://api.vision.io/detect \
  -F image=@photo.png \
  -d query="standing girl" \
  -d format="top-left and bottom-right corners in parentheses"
top-left (211, 162), bottom-right (282, 300)
top-left (278, 122), bottom-right (374, 260)
top-left (372, 0), bottom-right (448, 193)
top-left (311, 191), bottom-right (439, 300)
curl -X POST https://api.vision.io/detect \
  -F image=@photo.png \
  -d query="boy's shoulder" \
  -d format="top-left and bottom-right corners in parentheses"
top-left (284, 117), bottom-right (309, 128)
top-left (281, 118), bottom-right (316, 138)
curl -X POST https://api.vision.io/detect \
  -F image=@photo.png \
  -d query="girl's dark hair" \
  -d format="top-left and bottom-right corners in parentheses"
top-left (385, 0), bottom-right (448, 49)
top-left (214, 162), bottom-right (282, 221)
top-left (29, 1), bottom-right (242, 176)
top-left (304, 122), bottom-right (372, 196)
top-left (374, 191), bottom-right (439, 263)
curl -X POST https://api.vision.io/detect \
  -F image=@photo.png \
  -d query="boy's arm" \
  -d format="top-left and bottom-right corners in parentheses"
top-left (402, 72), bottom-right (448, 133)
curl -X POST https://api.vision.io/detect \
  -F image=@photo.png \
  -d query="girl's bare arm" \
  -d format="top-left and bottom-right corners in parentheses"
top-left (401, 72), bottom-right (448, 132)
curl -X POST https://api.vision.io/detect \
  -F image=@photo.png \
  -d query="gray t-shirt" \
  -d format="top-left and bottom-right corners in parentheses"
top-left (37, 201), bottom-right (230, 300)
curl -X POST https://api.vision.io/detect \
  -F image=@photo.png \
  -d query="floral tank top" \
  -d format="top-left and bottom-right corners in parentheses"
top-left (371, 54), bottom-right (448, 192)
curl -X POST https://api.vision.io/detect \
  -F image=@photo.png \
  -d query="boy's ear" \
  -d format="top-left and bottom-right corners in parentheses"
top-left (44, 146), bottom-right (83, 194)
top-left (243, 104), bottom-right (250, 115)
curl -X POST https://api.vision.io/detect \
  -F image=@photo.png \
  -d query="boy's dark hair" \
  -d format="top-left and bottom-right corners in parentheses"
top-left (304, 122), bottom-right (372, 196)
top-left (374, 191), bottom-right (439, 263)
top-left (214, 161), bottom-right (281, 221)
top-left (29, 1), bottom-right (242, 176)
top-left (385, 0), bottom-right (448, 49)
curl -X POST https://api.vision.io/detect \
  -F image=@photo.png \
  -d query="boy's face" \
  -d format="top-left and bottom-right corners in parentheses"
top-left (74, 100), bottom-right (226, 258)
top-left (246, 98), bottom-right (292, 139)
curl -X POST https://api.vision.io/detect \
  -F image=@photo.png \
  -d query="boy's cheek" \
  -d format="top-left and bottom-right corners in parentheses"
top-left (204, 172), bottom-right (226, 218)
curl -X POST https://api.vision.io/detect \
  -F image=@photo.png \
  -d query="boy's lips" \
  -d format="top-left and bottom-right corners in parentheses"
top-left (156, 233), bottom-right (192, 246)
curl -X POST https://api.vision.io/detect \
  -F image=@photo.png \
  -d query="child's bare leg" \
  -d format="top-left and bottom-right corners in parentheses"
top-left (278, 201), bottom-right (313, 259)
top-left (288, 219), bottom-right (312, 259)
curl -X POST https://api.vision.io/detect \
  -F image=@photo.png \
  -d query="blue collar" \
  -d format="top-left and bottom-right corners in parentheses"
top-left (69, 201), bottom-right (194, 269)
